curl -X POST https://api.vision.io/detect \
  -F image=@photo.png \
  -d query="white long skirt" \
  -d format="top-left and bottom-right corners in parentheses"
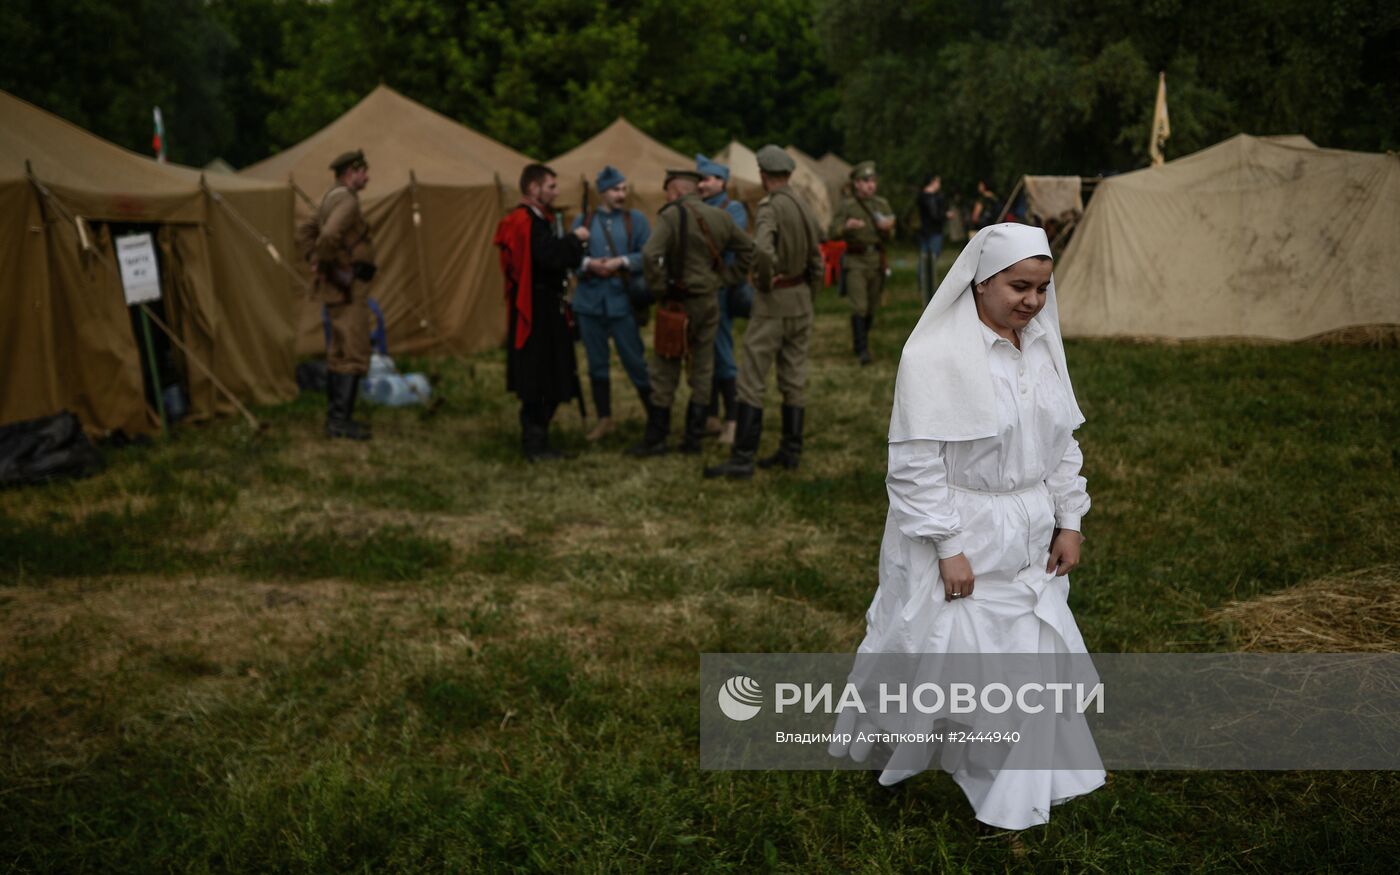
top-left (829, 483), bottom-right (1105, 830)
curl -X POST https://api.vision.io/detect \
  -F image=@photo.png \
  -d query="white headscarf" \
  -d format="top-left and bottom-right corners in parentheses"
top-left (888, 223), bottom-right (1084, 442)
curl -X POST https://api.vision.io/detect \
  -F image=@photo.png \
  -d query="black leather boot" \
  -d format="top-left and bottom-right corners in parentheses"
top-left (703, 403), bottom-right (762, 479)
top-left (717, 377), bottom-right (737, 422)
top-left (851, 314), bottom-right (872, 365)
top-left (326, 372), bottom-right (371, 440)
top-left (679, 400), bottom-right (710, 454)
top-left (758, 404), bottom-right (803, 470)
top-left (521, 404), bottom-right (570, 461)
top-left (626, 403), bottom-right (671, 456)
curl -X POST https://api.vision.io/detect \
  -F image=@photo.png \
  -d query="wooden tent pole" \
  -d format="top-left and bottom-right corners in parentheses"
top-left (408, 169), bottom-right (452, 351)
top-left (288, 177), bottom-right (317, 209)
top-left (1000, 175), bottom-right (1026, 223)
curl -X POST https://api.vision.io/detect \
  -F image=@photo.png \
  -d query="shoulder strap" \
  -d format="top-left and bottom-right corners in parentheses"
top-left (661, 202), bottom-right (689, 285)
top-left (683, 203), bottom-right (722, 268)
top-left (774, 188), bottom-right (819, 260)
top-left (855, 196), bottom-right (879, 227)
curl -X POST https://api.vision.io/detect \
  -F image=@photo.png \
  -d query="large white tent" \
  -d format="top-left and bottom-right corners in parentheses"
top-left (1057, 134), bottom-right (1400, 340)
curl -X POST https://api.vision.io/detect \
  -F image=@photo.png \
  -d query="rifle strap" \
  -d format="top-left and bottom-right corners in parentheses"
top-left (854, 196), bottom-right (889, 271)
top-left (775, 188), bottom-right (820, 282)
top-left (683, 203), bottom-right (722, 269)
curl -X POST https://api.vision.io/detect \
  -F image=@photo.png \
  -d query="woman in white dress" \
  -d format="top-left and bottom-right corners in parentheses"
top-left (830, 223), bottom-right (1105, 830)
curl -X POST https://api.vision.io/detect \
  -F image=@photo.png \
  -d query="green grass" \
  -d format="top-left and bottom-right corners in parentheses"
top-left (1, 246), bottom-right (1397, 872)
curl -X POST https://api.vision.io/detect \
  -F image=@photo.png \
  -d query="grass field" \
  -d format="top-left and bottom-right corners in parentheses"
top-left (3, 248), bottom-right (1398, 872)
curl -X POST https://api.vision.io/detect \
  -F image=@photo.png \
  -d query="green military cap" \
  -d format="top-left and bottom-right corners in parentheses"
top-left (850, 160), bottom-right (877, 181)
top-left (755, 144), bottom-right (796, 174)
top-left (330, 149), bottom-right (367, 174)
top-left (664, 168), bottom-right (703, 186)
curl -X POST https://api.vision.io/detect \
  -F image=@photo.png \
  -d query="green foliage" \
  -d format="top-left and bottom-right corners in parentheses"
top-left (262, 0), bottom-right (840, 160)
top-left (0, 0), bottom-right (234, 164)
top-left (3, 0), bottom-right (1397, 203)
top-left (816, 0), bottom-right (1400, 218)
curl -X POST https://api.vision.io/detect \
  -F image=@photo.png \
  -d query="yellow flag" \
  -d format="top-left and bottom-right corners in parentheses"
top-left (1150, 72), bottom-right (1170, 167)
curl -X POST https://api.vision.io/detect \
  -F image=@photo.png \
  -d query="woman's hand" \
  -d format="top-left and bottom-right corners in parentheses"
top-left (1046, 529), bottom-right (1083, 577)
top-left (940, 553), bottom-right (974, 601)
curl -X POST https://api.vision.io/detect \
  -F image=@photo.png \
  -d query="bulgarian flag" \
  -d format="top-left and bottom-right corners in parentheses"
top-left (152, 106), bottom-right (167, 163)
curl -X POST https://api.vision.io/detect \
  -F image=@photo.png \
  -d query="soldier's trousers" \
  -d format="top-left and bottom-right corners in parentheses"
top-left (577, 311), bottom-right (650, 389)
top-left (713, 285), bottom-right (746, 382)
top-left (844, 253), bottom-right (884, 319)
top-left (649, 294), bottom-right (719, 410)
top-left (324, 283), bottom-right (371, 375)
top-left (736, 312), bottom-right (813, 409)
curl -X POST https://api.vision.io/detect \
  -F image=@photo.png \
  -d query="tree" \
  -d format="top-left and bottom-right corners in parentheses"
top-left (815, 0), bottom-right (1400, 219)
top-left (0, 0), bottom-right (233, 165)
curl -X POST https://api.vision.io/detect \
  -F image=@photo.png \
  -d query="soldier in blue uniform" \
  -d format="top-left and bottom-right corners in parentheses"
top-left (570, 165), bottom-right (653, 442)
top-left (696, 153), bottom-right (752, 446)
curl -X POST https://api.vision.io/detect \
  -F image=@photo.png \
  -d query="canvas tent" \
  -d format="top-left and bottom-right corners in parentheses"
top-left (713, 139), bottom-right (765, 207)
top-left (549, 118), bottom-right (691, 220)
top-left (242, 85), bottom-right (532, 357)
top-left (1057, 134), bottom-right (1400, 341)
top-left (1, 89), bottom-right (297, 436)
top-left (815, 151), bottom-right (853, 205)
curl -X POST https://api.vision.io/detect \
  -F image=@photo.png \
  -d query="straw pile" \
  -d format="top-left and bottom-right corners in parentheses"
top-left (1211, 565), bottom-right (1400, 652)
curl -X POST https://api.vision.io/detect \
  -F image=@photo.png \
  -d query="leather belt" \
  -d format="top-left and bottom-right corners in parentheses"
top-left (772, 275), bottom-right (807, 289)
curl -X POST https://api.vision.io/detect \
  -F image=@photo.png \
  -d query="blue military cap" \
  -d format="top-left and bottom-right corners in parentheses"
top-left (595, 165), bottom-right (626, 192)
top-left (695, 153), bottom-right (730, 182)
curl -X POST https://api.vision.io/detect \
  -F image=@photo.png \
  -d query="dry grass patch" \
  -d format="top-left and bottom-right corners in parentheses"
top-left (1210, 564), bottom-right (1400, 652)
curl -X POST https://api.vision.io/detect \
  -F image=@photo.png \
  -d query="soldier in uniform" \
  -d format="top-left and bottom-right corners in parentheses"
top-left (704, 145), bottom-right (823, 479)
top-left (494, 163), bottom-right (591, 461)
top-left (570, 165), bottom-right (652, 442)
top-left (313, 149), bottom-right (377, 439)
top-left (829, 160), bottom-right (895, 365)
top-left (629, 169), bottom-right (755, 457)
top-left (696, 153), bottom-right (751, 445)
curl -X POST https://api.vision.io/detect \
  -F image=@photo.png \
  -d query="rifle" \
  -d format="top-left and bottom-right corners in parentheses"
top-left (570, 180), bottom-right (591, 420)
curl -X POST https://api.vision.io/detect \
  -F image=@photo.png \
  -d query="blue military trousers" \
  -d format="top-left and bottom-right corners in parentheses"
top-left (577, 310), bottom-right (650, 389)
top-left (714, 288), bottom-right (739, 382)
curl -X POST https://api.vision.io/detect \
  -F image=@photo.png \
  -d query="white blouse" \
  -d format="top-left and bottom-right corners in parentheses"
top-left (886, 318), bottom-right (1089, 560)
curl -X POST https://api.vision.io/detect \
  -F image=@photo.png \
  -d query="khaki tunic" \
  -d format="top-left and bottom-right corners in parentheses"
top-left (829, 194), bottom-right (893, 317)
top-left (737, 187), bottom-right (823, 408)
top-left (642, 193), bottom-right (755, 409)
top-left (313, 186), bottom-right (376, 374)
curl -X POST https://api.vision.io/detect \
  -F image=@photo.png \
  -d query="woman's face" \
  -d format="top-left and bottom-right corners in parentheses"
top-left (975, 256), bottom-right (1053, 334)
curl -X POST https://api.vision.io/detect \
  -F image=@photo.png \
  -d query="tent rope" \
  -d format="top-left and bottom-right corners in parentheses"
top-left (199, 177), bottom-right (315, 295)
top-left (26, 164), bottom-right (263, 431)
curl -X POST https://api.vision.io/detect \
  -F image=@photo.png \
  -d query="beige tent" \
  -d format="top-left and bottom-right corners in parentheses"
top-left (1057, 134), bottom-right (1400, 340)
top-left (243, 85), bottom-right (532, 357)
top-left (1, 89), bottom-right (297, 436)
top-left (549, 118), bottom-right (691, 220)
top-left (815, 151), bottom-right (853, 205)
top-left (713, 139), bottom-right (765, 207)
top-left (714, 140), bottom-right (837, 235)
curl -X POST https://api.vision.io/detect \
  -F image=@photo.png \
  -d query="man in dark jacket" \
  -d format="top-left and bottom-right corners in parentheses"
top-left (494, 163), bottom-right (591, 461)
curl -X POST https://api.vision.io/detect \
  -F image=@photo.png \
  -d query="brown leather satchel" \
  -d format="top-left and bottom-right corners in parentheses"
top-left (653, 301), bottom-right (688, 359)
top-left (652, 202), bottom-right (696, 360)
